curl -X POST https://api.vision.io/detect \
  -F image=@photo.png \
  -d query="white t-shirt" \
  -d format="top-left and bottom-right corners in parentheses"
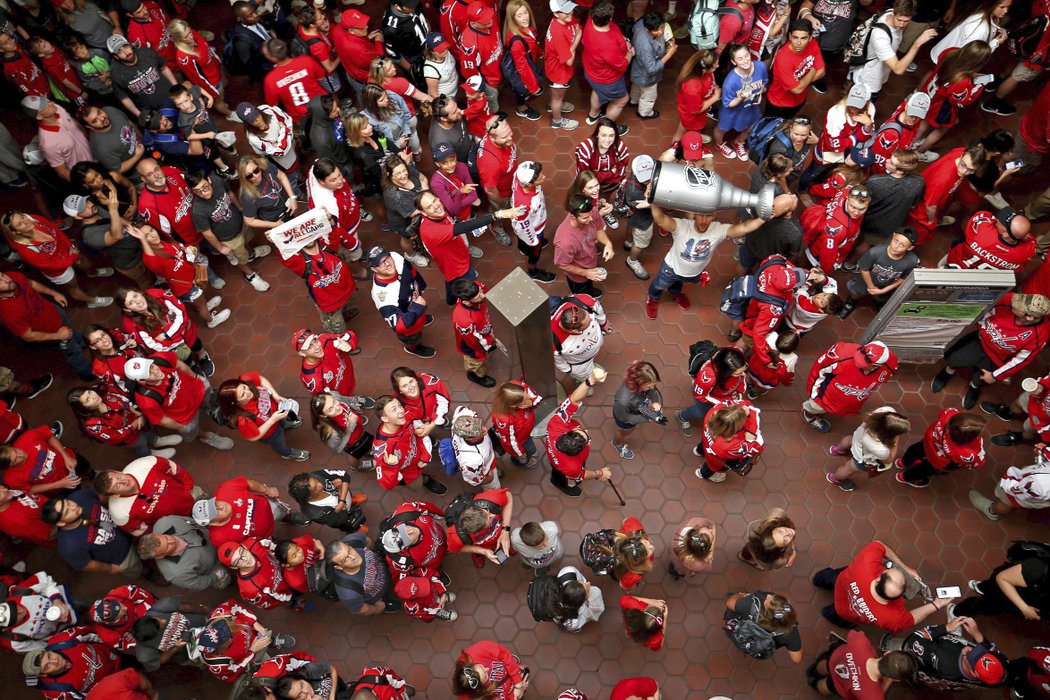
top-left (663, 218), bottom-right (730, 278)
top-left (848, 12), bottom-right (901, 95)
top-left (511, 176), bottom-right (547, 246)
top-left (849, 405), bottom-right (895, 464)
top-left (930, 13), bottom-right (1003, 64)
top-left (557, 565), bottom-right (605, 632)
top-left (423, 55), bottom-right (460, 100)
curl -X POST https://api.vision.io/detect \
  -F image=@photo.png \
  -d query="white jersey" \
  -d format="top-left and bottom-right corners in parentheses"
top-left (999, 462), bottom-right (1050, 510)
top-left (1, 571), bottom-right (75, 653)
top-left (451, 406), bottom-right (497, 486)
top-left (511, 176), bottom-right (547, 247)
top-left (786, 278), bottom-right (839, 332)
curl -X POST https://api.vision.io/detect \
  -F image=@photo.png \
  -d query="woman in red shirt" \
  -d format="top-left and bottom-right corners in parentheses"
top-left (86, 325), bottom-right (148, 389)
top-left (369, 55), bottom-right (433, 116)
top-left (453, 640), bottom-right (529, 699)
top-left (117, 286), bottom-right (217, 377)
top-left (491, 380), bottom-right (542, 467)
top-left (391, 366), bottom-right (452, 437)
top-left (914, 41), bottom-right (992, 158)
top-left (698, 401), bottom-right (764, 483)
top-left (217, 372), bottom-right (310, 461)
top-left (580, 0), bottom-right (633, 126)
top-left (67, 384), bottom-right (182, 458)
top-left (504, 0), bottom-right (544, 121)
top-left (0, 210), bottom-right (112, 307)
top-left (620, 595), bottom-right (668, 651)
top-left (169, 19), bottom-right (231, 115)
top-left (677, 347), bottom-right (748, 437)
top-left (897, 409), bottom-right (987, 487)
top-left (612, 516), bottom-right (655, 590)
top-left (674, 49), bottom-right (720, 141)
top-left (310, 393), bottom-right (374, 471)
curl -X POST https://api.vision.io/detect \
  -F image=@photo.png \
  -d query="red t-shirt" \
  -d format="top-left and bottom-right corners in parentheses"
top-left (84, 668), bottom-right (152, 700)
top-left (610, 678), bottom-right (660, 700)
top-left (1020, 80), bottom-right (1050, 155)
top-left (833, 542), bottom-right (915, 633)
top-left (677, 74), bottom-right (717, 131)
top-left (446, 487), bottom-right (508, 552)
top-left (233, 371), bottom-right (279, 440)
top-left (767, 40), bottom-right (823, 108)
top-left (580, 19), bottom-right (628, 84)
top-left (491, 381), bottom-right (539, 459)
top-left (281, 533), bottom-right (319, 593)
top-left (0, 488), bottom-right (54, 546)
top-left (39, 49), bottom-right (82, 95)
top-left (829, 630), bottom-right (883, 700)
top-left (0, 272), bottom-right (63, 337)
top-left (1, 425), bottom-right (68, 492)
top-left (906, 147), bottom-right (967, 242)
top-left (420, 215), bottom-right (471, 281)
top-left (141, 240), bottom-right (196, 297)
top-left (281, 246), bottom-right (355, 313)
top-left (0, 400), bottom-right (24, 444)
top-left (545, 397), bottom-right (589, 481)
top-left (544, 17), bottom-right (579, 86)
top-left (133, 351), bottom-right (206, 426)
top-left (619, 595), bottom-right (664, 651)
top-left (718, 0), bottom-right (755, 46)
top-left (946, 210), bottom-right (1036, 271)
top-left (263, 56), bottom-right (327, 123)
top-left (297, 26), bottom-right (336, 74)
top-left (332, 27), bottom-right (383, 83)
top-left (476, 135), bottom-right (517, 197)
top-left (209, 476), bottom-right (276, 546)
top-left (6, 216), bottom-right (78, 277)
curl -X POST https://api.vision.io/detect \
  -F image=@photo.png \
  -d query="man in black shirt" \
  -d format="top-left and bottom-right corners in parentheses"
top-left (886, 615), bottom-right (1007, 690)
top-left (382, 0), bottom-right (429, 77)
top-left (63, 192), bottom-right (150, 287)
top-left (107, 36), bottom-right (176, 118)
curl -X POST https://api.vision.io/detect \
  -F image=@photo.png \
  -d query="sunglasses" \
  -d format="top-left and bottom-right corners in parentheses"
top-left (849, 187), bottom-right (871, 199)
top-left (570, 199), bottom-right (594, 214)
top-left (792, 116), bottom-right (812, 125)
top-left (244, 167), bottom-right (261, 178)
top-left (487, 111), bottom-right (508, 132)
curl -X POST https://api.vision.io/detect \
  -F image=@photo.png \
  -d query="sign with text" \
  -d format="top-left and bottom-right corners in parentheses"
top-left (265, 207), bottom-right (332, 259)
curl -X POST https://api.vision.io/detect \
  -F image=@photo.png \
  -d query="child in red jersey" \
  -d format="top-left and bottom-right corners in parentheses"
top-left (450, 279), bottom-right (496, 387)
top-left (461, 75), bottom-right (492, 139)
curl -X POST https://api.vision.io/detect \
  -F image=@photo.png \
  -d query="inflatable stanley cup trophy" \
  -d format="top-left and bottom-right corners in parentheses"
top-left (647, 162), bottom-right (775, 218)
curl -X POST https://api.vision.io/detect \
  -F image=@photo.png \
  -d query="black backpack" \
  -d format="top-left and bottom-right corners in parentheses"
top-left (527, 571), bottom-right (578, 622)
top-left (1007, 540), bottom-right (1050, 565)
top-left (306, 560), bottom-right (343, 602)
top-left (687, 340), bottom-right (719, 377)
top-left (723, 595), bottom-right (779, 659)
top-left (579, 529), bottom-right (618, 578)
top-left (1008, 14), bottom-right (1050, 66)
top-left (443, 494), bottom-right (500, 543)
top-left (290, 32), bottom-right (323, 59)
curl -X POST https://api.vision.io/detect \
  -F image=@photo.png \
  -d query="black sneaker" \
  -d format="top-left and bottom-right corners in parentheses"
top-left (384, 600), bottom-right (403, 613)
top-left (551, 480), bottom-right (582, 497)
top-left (931, 368), bottom-right (953, 393)
top-left (811, 79), bottom-right (827, 94)
top-left (527, 269), bottom-right (556, 284)
top-left (837, 299), bottom-right (857, 320)
top-left (439, 570), bottom-right (451, 587)
top-left (467, 372), bottom-right (496, 388)
top-left (983, 97), bottom-right (1016, 116)
top-left (272, 633), bottom-right (296, 649)
top-left (424, 314), bottom-right (435, 327)
top-left (515, 106), bottom-right (542, 121)
top-left (638, 109), bottom-right (660, 120)
top-left (963, 383), bottom-right (982, 410)
top-left (198, 355), bottom-right (216, 378)
top-left (980, 401), bottom-right (1017, 421)
top-left (50, 421), bottom-right (63, 439)
top-left (991, 430), bottom-right (1025, 447)
top-left (616, 124), bottom-right (630, 136)
top-left (840, 261), bottom-right (859, 273)
top-left (26, 373), bottom-right (54, 399)
top-left (404, 345), bottom-right (437, 358)
top-left (585, 113), bottom-right (600, 125)
top-left (589, 288), bottom-right (604, 300)
top-left (423, 475), bottom-right (448, 495)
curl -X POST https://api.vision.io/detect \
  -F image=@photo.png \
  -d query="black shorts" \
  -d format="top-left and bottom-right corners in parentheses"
top-left (944, 332), bottom-right (995, 373)
top-left (345, 430), bottom-right (374, 460)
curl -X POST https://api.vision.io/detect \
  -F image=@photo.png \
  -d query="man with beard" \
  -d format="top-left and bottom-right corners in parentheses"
top-left (106, 35), bottom-right (176, 118)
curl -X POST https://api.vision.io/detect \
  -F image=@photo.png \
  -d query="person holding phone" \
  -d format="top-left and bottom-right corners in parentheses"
top-left (446, 488), bottom-right (515, 569)
top-left (453, 640), bottom-right (530, 699)
top-left (216, 373), bottom-right (310, 461)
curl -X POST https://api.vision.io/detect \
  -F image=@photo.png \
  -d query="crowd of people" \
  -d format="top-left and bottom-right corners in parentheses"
top-left (0, 0), bottom-right (1049, 696)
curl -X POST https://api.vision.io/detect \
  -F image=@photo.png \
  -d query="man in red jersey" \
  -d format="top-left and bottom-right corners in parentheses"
top-left (136, 158), bottom-right (199, 246)
top-left (262, 38), bottom-right (327, 124)
top-left (281, 238), bottom-right (358, 334)
top-left (372, 395), bottom-right (447, 494)
top-left (86, 583), bottom-right (157, 652)
top-left (292, 328), bottom-right (372, 409)
top-left (544, 0), bottom-right (580, 130)
top-left (544, 368), bottom-right (613, 497)
top-left (804, 341), bottom-right (898, 433)
top-left (802, 186), bottom-right (871, 272)
top-left (122, 0), bottom-right (174, 62)
top-left (21, 627), bottom-right (122, 700)
top-left (852, 93), bottom-right (929, 174)
top-left (218, 538), bottom-right (296, 610)
top-left (905, 145), bottom-right (985, 245)
top-left (932, 292), bottom-right (1050, 409)
top-left (946, 207), bottom-right (1034, 271)
top-left (809, 629), bottom-right (917, 698)
top-left (457, 1), bottom-right (502, 110)
top-left (733, 255), bottom-right (819, 366)
top-left (192, 475), bottom-right (291, 547)
top-left (450, 279), bottom-right (496, 387)
top-left (378, 499), bottom-right (448, 581)
top-left (441, 0), bottom-right (471, 45)
top-left (332, 9), bottom-right (383, 98)
top-left (93, 455), bottom-right (199, 536)
top-left (0, 32), bottom-right (50, 98)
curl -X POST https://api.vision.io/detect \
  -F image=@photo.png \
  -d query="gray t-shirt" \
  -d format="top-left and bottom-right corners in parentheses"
top-left (511, 521), bottom-right (564, 569)
top-left (744, 217), bottom-right (803, 261)
top-left (381, 167), bottom-right (424, 236)
top-left (175, 85), bottom-right (218, 137)
top-left (858, 244), bottom-right (919, 289)
top-left (191, 174), bottom-right (243, 241)
top-left (240, 164), bottom-right (287, 222)
top-left (110, 48), bottom-right (173, 111)
top-left (67, 0), bottom-right (114, 49)
top-left (83, 211), bottom-right (141, 269)
top-left (88, 107), bottom-right (141, 174)
top-left (429, 119), bottom-right (474, 163)
top-left (862, 173), bottom-right (925, 239)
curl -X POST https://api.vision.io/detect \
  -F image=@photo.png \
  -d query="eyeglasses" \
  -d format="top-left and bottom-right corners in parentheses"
top-left (487, 112), bottom-right (508, 133)
top-left (192, 182), bottom-right (211, 195)
top-left (792, 116), bottom-right (812, 125)
top-left (849, 187), bottom-right (871, 199)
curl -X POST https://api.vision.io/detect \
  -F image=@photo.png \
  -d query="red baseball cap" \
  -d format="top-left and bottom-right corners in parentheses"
top-left (217, 542), bottom-right (241, 566)
top-left (853, 341), bottom-right (891, 369)
top-left (292, 328), bottom-right (317, 354)
top-left (340, 9), bottom-right (369, 28)
top-left (681, 131), bottom-right (704, 159)
top-left (467, 0), bottom-right (494, 23)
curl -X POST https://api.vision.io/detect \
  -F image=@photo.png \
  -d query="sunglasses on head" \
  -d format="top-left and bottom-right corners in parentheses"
top-left (487, 112), bottom-right (508, 132)
top-left (570, 198), bottom-right (594, 214)
top-left (792, 116), bottom-right (812, 125)
top-left (849, 187), bottom-right (870, 199)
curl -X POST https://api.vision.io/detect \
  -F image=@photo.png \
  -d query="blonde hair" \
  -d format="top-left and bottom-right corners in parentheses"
top-left (368, 56), bottom-right (392, 87)
top-left (503, 0), bottom-right (535, 40)
top-left (168, 19), bottom-right (200, 58)
top-left (345, 112), bottom-right (371, 148)
top-left (237, 155), bottom-right (269, 201)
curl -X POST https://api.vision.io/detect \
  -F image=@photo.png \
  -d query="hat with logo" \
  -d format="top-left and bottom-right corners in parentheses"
top-left (106, 34), bottom-right (130, 54)
top-left (123, 357), bottom-right (155, 382)
top-left (367, 245), bottom-right (392, 268)
top-left (89, 598), bottom-right (123, 625)
top-left (466, 0), bottom-right (494, 23)
top-left (191, 498), bottom-right (218, 526)
top-left (62, 194), bottom-right (88, 218)
top-left (549, 0), bottom-right (577, 12)
top-left (292, 328), bottom-right (318, 354)
top-left (681, 131), bottom-right (705, 160)
top-left (235, 102), bottom-right (262, 124)
top-left (1012, 293), bottom-right (1050, 318)
top-left (393, 575), bottom-right (432, 600)
top-left (452, 411), bottom-right (485, 439)
top-left (631, 155), bottom-right (655, 183)
top-left (462, 75), bottom-right (484, 95)
top-left (217, 541), bottom-right (241, 566)
top-left (905, 92), bottom-right (930, 118)
top-left (516, 160), bottom-right (541, 185)
top-left (965, 645), bottom-right (1006, 684)
top-left (425, 32), bottom-right (450, 53)
top-left (381, 523), bottom-right (413, 553)
top-left (895, 226), bottom-right (919, 244)
top-left (996, 206), bottom-right (1021, 229)
top-left (432, 141), bottom-right (457, 162)
top-left (846, 83), bottom-right (872, 109)
top-left (20, 95), bottom-right (49, 118)
top-left (195, 619), bottom-right (233, 654)
top-left (0, 601), bottom-right (15, 628)
top-left (557, 690), bottom-right (587, 700)
top-left (853, 341), bottom-right (892, 369)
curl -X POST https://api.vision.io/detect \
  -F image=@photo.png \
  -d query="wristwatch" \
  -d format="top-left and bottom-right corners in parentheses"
top-left (502, 526), bottom-right (510, 532)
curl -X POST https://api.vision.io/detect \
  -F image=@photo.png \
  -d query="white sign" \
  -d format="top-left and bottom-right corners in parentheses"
top-left (265, 207), bottom-right (332, 260)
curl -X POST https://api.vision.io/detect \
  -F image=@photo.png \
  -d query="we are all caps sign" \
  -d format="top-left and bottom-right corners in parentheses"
top-left (266, 207), bottom-right (332, 259)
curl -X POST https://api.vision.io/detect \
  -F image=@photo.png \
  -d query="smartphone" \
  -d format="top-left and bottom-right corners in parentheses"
top-left (974, 73), bottom-right (995, 86)
top-left (937, 585), bottom-right (961, 599)
top-left (1006, 159), bottom-right (1025, 170)
top-left (662, 23), bottom-right (673, 42)
top-left (494, 548), bottom-right (509, 564)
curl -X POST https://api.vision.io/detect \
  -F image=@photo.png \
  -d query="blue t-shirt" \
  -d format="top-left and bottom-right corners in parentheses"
top-left (56, 489), bottom-right (133, 570)
top-left (718, 62), bottom-right (769, 132)
top-left (332, 532), bottom-right (390, 613)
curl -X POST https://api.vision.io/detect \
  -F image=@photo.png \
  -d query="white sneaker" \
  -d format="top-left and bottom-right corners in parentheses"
top-left (207, 309), bottom-right (231, 328)
top-left (468, 245), bottom-right (483, 259)
top-left (225, 110), bottom-right (242, 123)
top-left (917, 150), bottom-right (940, 163)
top-left (87, 296), bottom-right (114, 308)
top-left (89, 267), bottom-right (114, 278)
top-left (406, 253), bottom-right (429, 268)
top-left (360, 209), bottom-right (373, 222)
top-left (207, 296), bottom-right (222, 311)
top-left (200, 431), bottom-right (234, 450)
top-left (210, 276), bottom-right (226, 290)
top-left (701, 134), bottom-right (712, 144)
top-left (224, 252), bottom-right (239, 266)
top-left (937, 215), bottom-right (957, 228)
top-left (249, 245), bottom-right (272, 261)
top-left (551, 118), bottom-right (579, 131)
top-left (246, 273), bottom-right (270, 291)
top-left (151, 447), bottom-right (177, 458)
top-left (906, 61), bottom-right (918, 73)
top-left (153, 434), bottom-right (183, 447)
top-left (625, 257), bottom-right (649, 280)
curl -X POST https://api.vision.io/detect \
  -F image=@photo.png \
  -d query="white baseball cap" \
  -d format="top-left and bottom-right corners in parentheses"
top-left (631, 155), bottom-right (655, 183)
top-left (904, 92), bottom-right (930, 118)
top-left (549, 0), bottom-right (577, 13)
top-left (123, 357), bottom-right (155, 381)
top-left (845, 84), bottom-right (872, 109)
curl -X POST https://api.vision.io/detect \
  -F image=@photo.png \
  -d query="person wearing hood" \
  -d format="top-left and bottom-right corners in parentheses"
top-left (452, 406), bottom-right (500, 488)
top-left (307, 94), bottom-right (351, 173)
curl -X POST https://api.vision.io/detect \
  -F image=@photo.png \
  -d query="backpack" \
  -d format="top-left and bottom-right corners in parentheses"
top-left (289, 32), bottom-right (323, 59)
top-left (221, 32), bottom-right (251, 77)
top-left (723, 595), bottom-right (779, 659)
top-left (1007, 540), bottom-right (1050, 564)
top-left (579, 529), bottom-right (618, 577)
top-left (444, 494), bottom-right (500, 540)
top-left (843, 15), bottom-right (892, 67)
top-left (438, 437), bottom-right (458, 476)
top-left (373, 509), bottom-right (423, 566)
top-left (527, 571), bottom-right (577, 622)
top-left (465, 140), bottom-right (481, 182)
top-left (549, 295), bottom-right (597, 353)
top-left (500, 35), bottom-right (545, 99)
top-left (306, 560), bottom-right (342, 602)
top-left (688, 0), bottom-right (745, 50)
top-left (687, 340), bottom-right (719, 377)
top-left (1008, 14), bottom-right (1050, 66)
top-left (719, 255), bottom-right (791, 321)
top-left (745, 117), bottom-right (789, 164)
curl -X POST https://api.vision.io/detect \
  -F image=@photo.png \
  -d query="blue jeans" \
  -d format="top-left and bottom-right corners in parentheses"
top-left (258, 419), bottom-right (297, 457)
top-left (647, 261), bottom-right (700, 301)
top-left (511, 437), bottom-right (538, 465)
top-left (54, 306), bottom-right (92, 378)
top-left (679, 398), bottom-right (713, 423)
top-left (445, 264), bottom-right (477, 306)
top-left (129, 431), bottom-right (159, 458)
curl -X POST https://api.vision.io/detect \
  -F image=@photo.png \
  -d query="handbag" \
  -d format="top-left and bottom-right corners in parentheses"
top-left (726, 453), bottom-right (760, 478)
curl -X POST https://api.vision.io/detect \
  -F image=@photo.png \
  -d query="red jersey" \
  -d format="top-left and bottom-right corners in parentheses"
top-left (299, 332), bottom-right (359, 397)
top-left (1025, 374), bottom-right (1050, 439)
top-left (1020, 80), bottom-right (1050, 155)
top-left (90, 330), bottom-right (141, 388)
top-left (384, 500), bottom-right (447, 577)
top-left (120, 288), bottom-right (198, 352)
top-left (446, 487), bottom-right (508, 552)
top-left (620, 595), bottom-right (664, 651)
top-left (458, 25), bottom-right (503, 86)
top-left (677, 73), bottom-right (717, 131)
top-left (141, 239), bottom-right (196, 297)
top-left (476, 134), bottom-right (517, 197)
top-left (946, 210), bottom-right (1036, 271)
top-left (126, 1), bottom-right (174, 62)
top-left (0, 271), bottom-right (63, 338)
top-left (252, 651), bottom-right (318, 686)
top-left (545, 397), bottom-right (589, 481)
top-left (39, 48), bottom-right (83, 96)
top-left (109, 455), bottom-right (196, 535)
top-left (834, 542), bottom-right (915, 633)
top-left (807, 342), bottom-right (897, 416)
top-left (700, 400), bottom-right (763, 471)
top-left (923, 72), bottom-right (984, 129)
top-left (138, 167), bottom-right (198, 245)
top-left (89, 584), bottom-right (156, 652)
top-left (866, 109), bottom-right (920, 175)
top-left (175, 31), bottom-right (222, 97)
top-left (452, 291), bottom-right (493, 359)
top-left (580, 18), bottom-right (628, 84)
top-left (132, 352), bottom-right (206, 426)
top-left (351, 666), bottom-right (413, 700)
top-left (692, 353), bottom-right (747, 405)
top-left (81, 387), bottom-right (142, 447)
top-left (617, 517), bottom-right (652, 590)
top-left (232, 371), bottom-right (279, 440)
top-left (395, 573), bottom-right (449, 622)
top-left (741, 257), bottom-right (802, 366)
top-left (263, 56), bottom-right (327, 123)
top-left (491, 381), bottom-right (540, 459)
top-left (332, 25), bottom-right (383, 83)
top-left (400, 372), bottom-right (452, 426)
top-left (506, 28), bottom-right (541, 94)
top-left (372, 424), bottom-right (432, 490)
top-left (978, 293), bottom-right (1050, 379)
top-left (767, 40), bottom-right (823, 108)
top-left (464, 95), bottom-right (493, 139)
top-left (0, 399), bottom-right (24, 444)
top-left (1, 425), bottom-right (69, 492)
top-left (209, 477), bottom-right (276, 547)
top-left (747, 347), bottom-right (796, 389)
top-left (922, 408), bottom-right (986, 471)
top-left (1023, 647), bottom-right (1050, 699)
top-left (906, 147), bottom-right (968, 244)
top-left (574, 137), bottom-right (628, 190)
top-left (0, 488), bottom-right (53, 546)
top-left (441, 0), bottom-right (470, 45)
top-left (282, 246), bottom-right (355, 313)
top-left (829, 630), bottom-right (884, 699)
top-left (234, 538), bottom-right (293, 610)
top-left (420, 215), bottom-right (472, 281)
top-left (6, 216), bottom-right (78, 277)
top-left (199, 600), bottom-right (263, 682)
top-left (544, 16), bottom-right (579, 86)
top-left (309, 179), bottom-right (363, 251)
top-left (818, 108), bottom-right (873, 159)
top-left (802, 190), bottom-right (863, 271)
top-left (84, 668), bottom-right (153, 700)
top-left (2, 47), bottom-right (50, 97)
top-left (33, 627), bottom-right (122, 700)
